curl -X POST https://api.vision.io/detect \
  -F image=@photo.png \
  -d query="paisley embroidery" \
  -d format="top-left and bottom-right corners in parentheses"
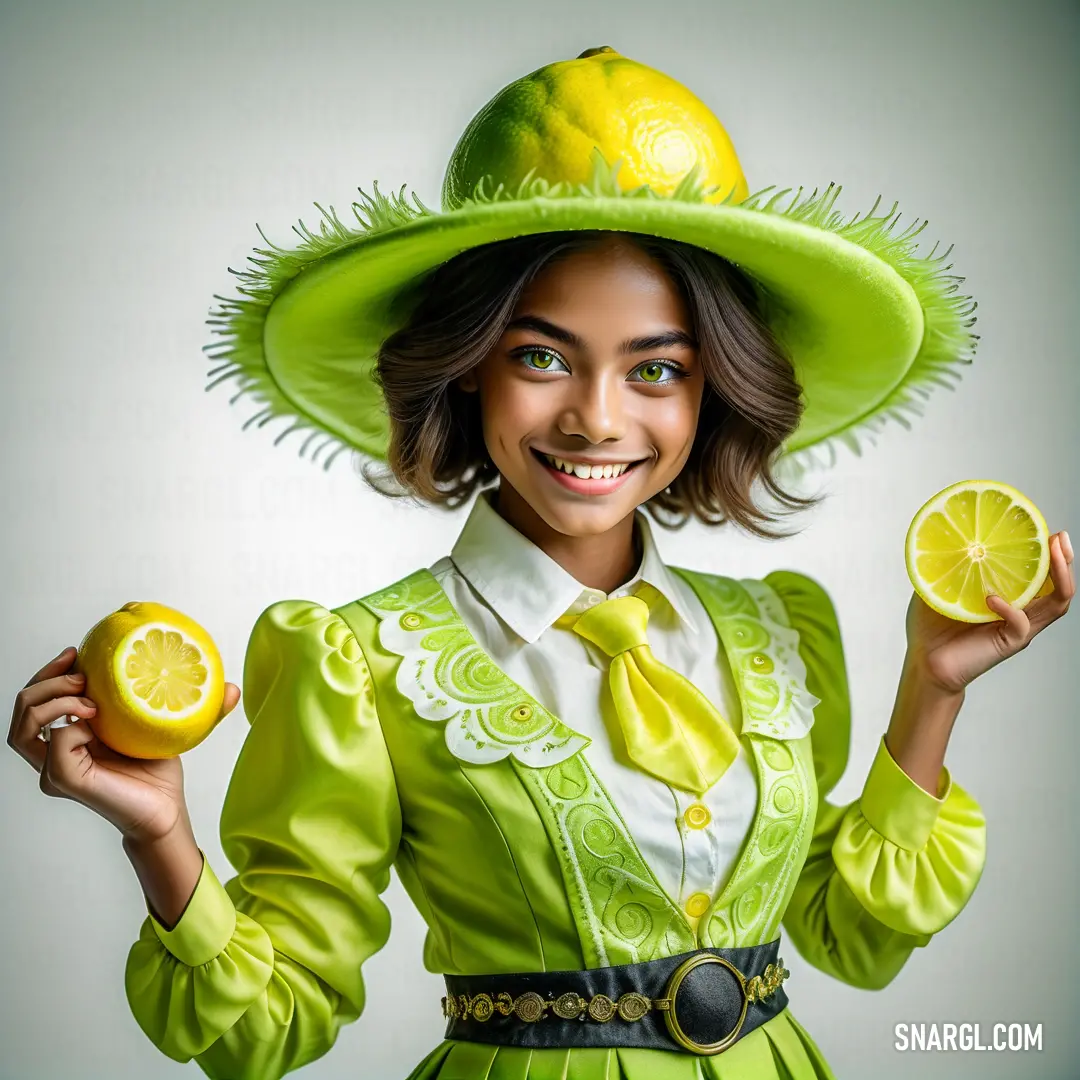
top-left (360, 570), bottom-right (590, 766)
top-left (675, 570), bottom-right (819, 947)
top-left (702, 735), bottom-right (816, 948)
top-left (512, 755), bottom-right (696, 968)
top-left (674, 569), bottom-right (821, 740)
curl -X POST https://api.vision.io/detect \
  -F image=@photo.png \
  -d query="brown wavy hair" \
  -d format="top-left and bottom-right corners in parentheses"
top-left (366, 230), bottom-right (824, 539)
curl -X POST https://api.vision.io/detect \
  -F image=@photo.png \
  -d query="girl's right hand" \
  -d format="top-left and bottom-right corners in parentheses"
top-left (7, 645), bottom-right (241, 845)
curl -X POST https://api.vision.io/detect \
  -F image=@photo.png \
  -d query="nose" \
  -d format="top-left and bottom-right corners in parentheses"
top-left (557, 371), bottom-right (627, 443)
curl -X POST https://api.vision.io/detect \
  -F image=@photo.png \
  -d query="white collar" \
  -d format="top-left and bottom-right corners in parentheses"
top-left (450, 491), bottom-right (700, 644)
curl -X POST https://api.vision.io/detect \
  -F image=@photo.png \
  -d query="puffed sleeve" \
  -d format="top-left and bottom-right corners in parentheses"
top-left (765, 570), bottom-right (986, 990)
top-left (124, 600), bottom-right (402, 1079)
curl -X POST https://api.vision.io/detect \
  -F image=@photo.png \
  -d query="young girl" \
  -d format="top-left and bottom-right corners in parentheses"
top-left (10, 46), bottom-right (1073, 1080)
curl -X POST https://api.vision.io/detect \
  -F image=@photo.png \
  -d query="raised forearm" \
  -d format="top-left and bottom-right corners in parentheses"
top-left (884, 653), bottom-right (965, 796)
top-left (122, 823), bottom-right (204, 930)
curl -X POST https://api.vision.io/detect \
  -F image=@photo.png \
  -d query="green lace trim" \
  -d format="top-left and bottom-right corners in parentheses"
top-left (360, 569), bottom-right (589, 766)
top-left (673, 569), bottom-right (820, 739)
top-left (675, 570), bottom-right (817, 947)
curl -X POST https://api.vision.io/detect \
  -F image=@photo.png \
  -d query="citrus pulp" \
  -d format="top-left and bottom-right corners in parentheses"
top-left (905, 480), bottom-right (1051, 623)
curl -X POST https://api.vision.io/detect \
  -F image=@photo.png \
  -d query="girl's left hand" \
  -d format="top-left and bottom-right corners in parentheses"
top-left (905, 529), bottom-right (1074, 695)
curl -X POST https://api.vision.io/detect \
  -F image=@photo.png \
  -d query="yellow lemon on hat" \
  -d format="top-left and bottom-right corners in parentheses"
top-left (72, 602), bottom-right (226, 759)
top-left (905, 480), bottom-right (1052, 623)
top-left (442, 45), bottom-right (749, 209)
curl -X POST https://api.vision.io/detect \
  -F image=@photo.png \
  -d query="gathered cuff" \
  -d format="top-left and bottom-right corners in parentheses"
top-left (833, 739), bottom-right (986, 936)
top-left (859, 736), bottom-right (952, 852)
top-left (148, 850), bottom-right (237, 967)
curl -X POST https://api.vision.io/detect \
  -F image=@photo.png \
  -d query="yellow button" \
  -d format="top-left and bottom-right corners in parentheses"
top-left (683, 803), bottom-right (711, 830)
top-left (685, 892), bottom-right (711, 918)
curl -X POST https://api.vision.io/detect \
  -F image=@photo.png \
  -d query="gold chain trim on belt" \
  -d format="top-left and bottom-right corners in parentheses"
top-left (441, 958), bottom-right (790, 1025)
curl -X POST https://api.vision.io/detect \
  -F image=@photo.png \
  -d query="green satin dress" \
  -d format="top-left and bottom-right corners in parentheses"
top-left (124, 567), bottom-right (986, 1080)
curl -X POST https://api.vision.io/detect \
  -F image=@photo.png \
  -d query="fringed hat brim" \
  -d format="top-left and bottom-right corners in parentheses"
top-left (205, 160), bottom-right (977, 481)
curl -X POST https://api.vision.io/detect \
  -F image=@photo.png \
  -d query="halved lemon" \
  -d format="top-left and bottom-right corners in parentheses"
top-left (905, 480), bottom-right (1052, 623)
top-left (72, 602), bottom-right (226, 758)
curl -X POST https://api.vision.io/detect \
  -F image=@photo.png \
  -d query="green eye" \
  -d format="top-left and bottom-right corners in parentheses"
top-left (516, 348), bottom-right (567, 373)
top-left (632, 360), bottom-right (686, 384)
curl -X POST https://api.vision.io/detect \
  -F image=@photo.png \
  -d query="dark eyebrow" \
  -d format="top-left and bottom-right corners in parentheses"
top-left (504, 314), bottom-right (698, 354)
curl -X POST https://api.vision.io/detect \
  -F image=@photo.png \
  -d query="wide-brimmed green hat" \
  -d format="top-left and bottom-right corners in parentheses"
top-left (204, 46), bottom-right (977, 481)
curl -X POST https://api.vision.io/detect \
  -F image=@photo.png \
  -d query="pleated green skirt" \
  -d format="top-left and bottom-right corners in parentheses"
top-left (406, 1009), bottom-right (834, 1079)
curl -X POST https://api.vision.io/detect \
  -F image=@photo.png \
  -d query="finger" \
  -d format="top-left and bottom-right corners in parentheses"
top-left (219, 682), bottom-right (241, 720)
top-left (23, 647), bottom-right (79, 690)
top-left (10, 652), bottom-right (83, 756)
top-left (15, 671), bottom-right (89, 714)
top-left (26, 695), bottom-right (98, 737)
top-left (985, 594), bottom-right (1031, 652)
top-left (42, 716), bottom-right (99, 799)
top-left (1024, 534), bottom-right (1074, 624)
top-left (9, 696), bottom-right (98, 773)
top-left (1055, 532), bottom-right (1075, 597)
top-left (1058, 531), bottom-right (1076, 594)
top-left (1042, 533), bottom-right (1075, 607)
top-left (16, 726), bottom-right (47, 772)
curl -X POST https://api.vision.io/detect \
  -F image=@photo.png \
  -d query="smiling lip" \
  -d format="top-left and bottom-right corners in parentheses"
top-left (531, 449), bottom-right (646, 495)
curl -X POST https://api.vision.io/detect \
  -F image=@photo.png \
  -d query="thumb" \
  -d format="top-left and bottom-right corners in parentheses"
top-left (44, 714), bottom-right (97, 751)
top-left (43, 715), bottom-right (98, 796)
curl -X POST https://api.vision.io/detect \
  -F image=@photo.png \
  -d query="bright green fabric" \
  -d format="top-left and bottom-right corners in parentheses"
top-left (511, 751), bottom-right (700, 968)
top-left (126, 602), bottom-right (402, 1076)
top-left (260, 193), bottom-right (923, 461)
top-left (559, 590), bottom-right (742, 794)
top-left (124, 569), bottom-right (986, 1079)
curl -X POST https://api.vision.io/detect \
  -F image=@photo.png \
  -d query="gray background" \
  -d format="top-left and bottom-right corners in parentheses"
top-left (1, 0), bottom-right (1077, 1077)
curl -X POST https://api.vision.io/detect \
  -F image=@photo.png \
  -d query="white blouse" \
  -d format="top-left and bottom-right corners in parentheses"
top-left (430, 492), bottom-right (758, 924)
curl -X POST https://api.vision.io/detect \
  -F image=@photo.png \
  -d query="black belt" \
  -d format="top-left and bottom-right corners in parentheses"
top-left (442, 940), bottom-right (789, 1056)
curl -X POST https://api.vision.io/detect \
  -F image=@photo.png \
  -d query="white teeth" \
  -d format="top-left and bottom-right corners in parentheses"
top-left (542, 453), bottom-right (634, 478)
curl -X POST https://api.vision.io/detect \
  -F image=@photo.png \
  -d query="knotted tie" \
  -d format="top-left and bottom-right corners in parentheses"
top-left (556, 587), bottom-right (741, 795)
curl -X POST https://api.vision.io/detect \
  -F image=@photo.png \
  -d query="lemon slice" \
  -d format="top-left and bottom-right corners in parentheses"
top-left (905, 480), bottom-right (1051, 623)
top-left (74, 602), bottom-right (225, 758)
top-left (115, 622), bottom-right (212, 721)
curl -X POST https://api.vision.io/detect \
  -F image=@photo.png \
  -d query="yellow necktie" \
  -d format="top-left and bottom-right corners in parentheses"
top-left (556, 587), bottom-right (741, 795)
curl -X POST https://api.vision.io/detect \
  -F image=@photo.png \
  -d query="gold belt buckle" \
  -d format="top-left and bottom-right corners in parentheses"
top-left (659, 953), bottom-right (749, 1055)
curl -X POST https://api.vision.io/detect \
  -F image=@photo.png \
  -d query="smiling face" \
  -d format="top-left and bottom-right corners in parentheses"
top-left (459, 234), bottom-right (705, 539)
